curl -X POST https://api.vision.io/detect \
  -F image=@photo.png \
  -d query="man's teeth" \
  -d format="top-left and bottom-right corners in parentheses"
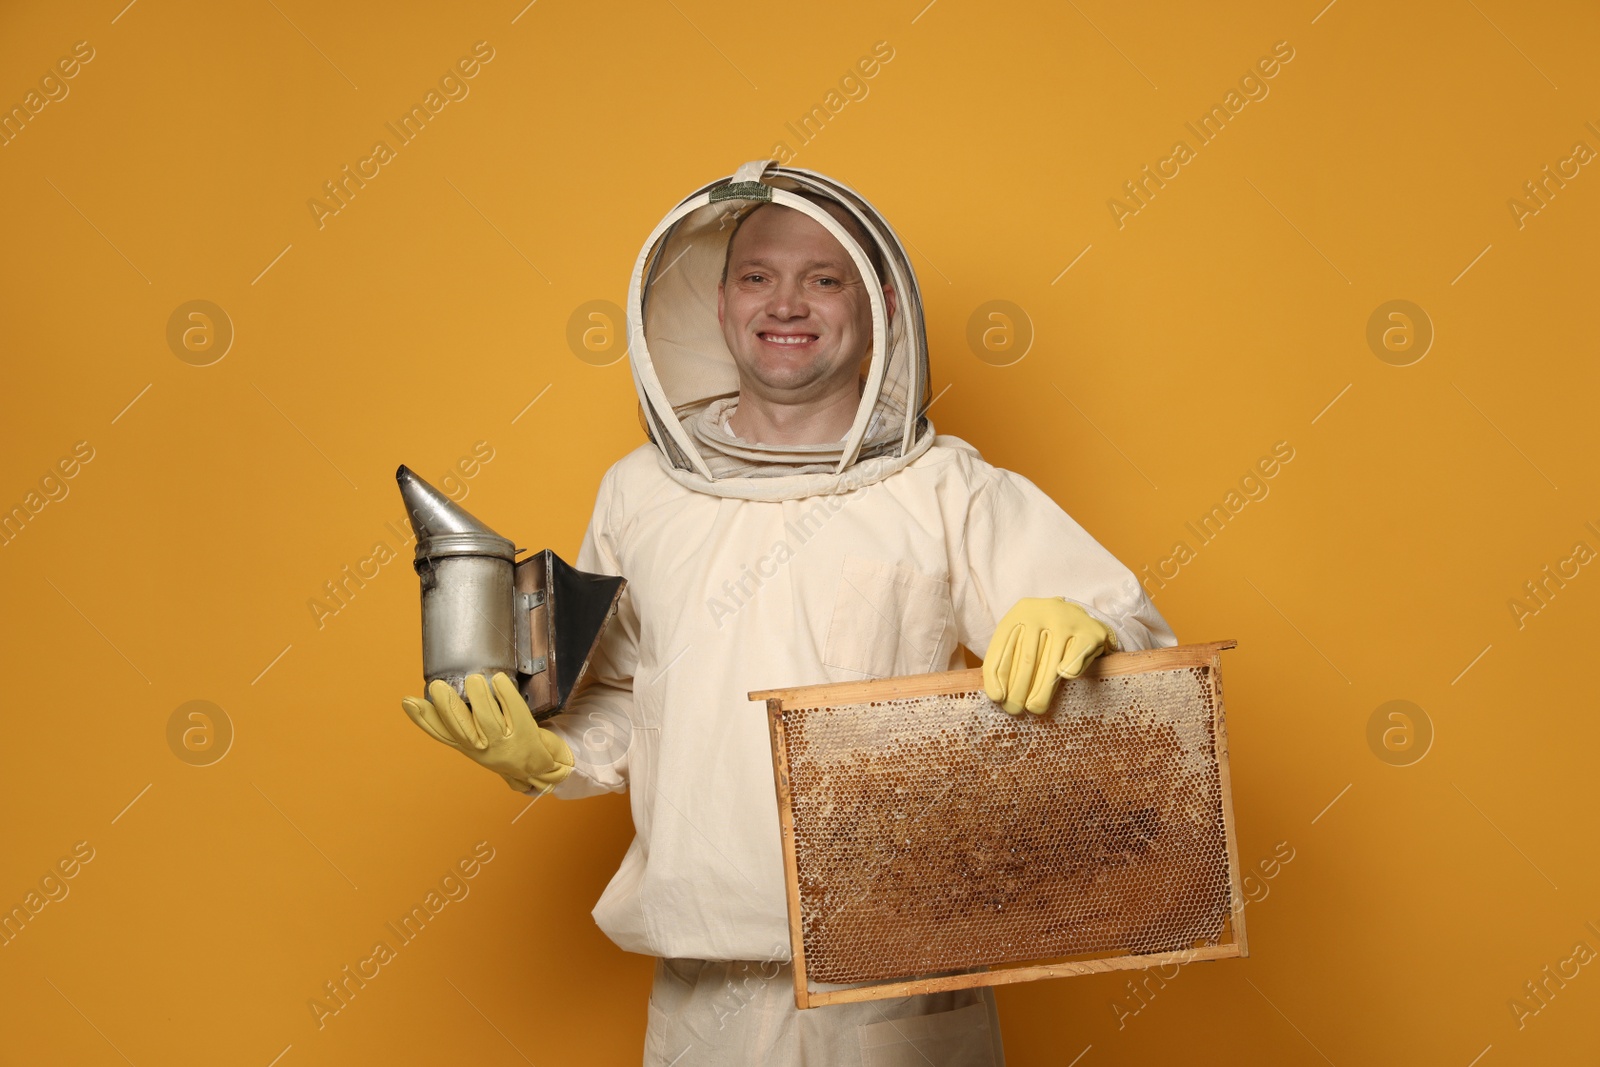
top-left (764, 334), bottom-right (813, 345)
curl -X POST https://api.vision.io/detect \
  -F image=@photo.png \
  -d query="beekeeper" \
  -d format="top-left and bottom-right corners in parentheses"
top-left (402, 161), bottom-right (1177, 1065)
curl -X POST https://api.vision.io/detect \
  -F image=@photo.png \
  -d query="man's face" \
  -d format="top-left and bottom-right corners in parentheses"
top-left (717, 203), bottom-right (895, 405)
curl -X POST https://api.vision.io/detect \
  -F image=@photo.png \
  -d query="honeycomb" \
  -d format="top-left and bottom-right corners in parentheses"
top-left (778, 664), bottom-right (1234, 984)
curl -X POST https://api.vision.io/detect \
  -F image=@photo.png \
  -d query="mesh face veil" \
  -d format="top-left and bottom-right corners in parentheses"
top-left (626, 161), bottom-right (934, 498)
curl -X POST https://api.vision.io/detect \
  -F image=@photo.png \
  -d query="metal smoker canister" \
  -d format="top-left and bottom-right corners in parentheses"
top-left (397, 465), bottom-right (517, 698)
top-left (396, 464), bottom-right (627, 719)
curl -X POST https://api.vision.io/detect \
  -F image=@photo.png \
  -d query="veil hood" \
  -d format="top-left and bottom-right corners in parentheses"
top-left (626, 160), bottom-right (935, 501)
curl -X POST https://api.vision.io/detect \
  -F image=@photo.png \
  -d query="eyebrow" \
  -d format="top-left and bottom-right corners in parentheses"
top-left (730, 255), bottom-right (855, 273)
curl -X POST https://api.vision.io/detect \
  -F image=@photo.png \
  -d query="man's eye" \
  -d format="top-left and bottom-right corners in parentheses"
top-left (814, 277), bottom-right (840, 288)
top-left (743, 273), bottom-right (766, 284)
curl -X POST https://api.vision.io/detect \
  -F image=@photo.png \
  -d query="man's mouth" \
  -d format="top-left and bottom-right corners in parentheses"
top-left (758, 332), bottom-right (818, 347)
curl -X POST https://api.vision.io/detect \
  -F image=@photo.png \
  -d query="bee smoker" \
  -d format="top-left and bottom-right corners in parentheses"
top-left (396, 465), bottom-right (626, 721)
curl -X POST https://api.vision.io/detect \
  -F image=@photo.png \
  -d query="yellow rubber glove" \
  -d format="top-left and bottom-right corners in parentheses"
top-left (401, 672), bottom-right (574, 794)
top-left (983, 598), bottom-right (1119, 715)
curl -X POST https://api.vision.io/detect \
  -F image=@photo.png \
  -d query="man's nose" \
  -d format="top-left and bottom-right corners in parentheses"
top-left (766, 278), bottom-right (809, 319)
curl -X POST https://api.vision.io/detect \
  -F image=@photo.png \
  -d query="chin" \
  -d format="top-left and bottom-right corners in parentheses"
top-left (750, 368), bottom-right (824, 393)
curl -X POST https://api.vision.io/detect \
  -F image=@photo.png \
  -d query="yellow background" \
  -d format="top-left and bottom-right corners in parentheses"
top-left (2, 0), bottom-right (1596, 1063)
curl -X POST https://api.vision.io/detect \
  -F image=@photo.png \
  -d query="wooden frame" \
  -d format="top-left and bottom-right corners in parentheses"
top-left (751, 639), bottom-right (1245, 1008)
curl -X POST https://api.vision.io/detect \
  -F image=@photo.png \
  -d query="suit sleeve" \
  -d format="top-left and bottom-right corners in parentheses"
top-left (528, 466), bottom-right (639, 799)
top-left (949, 457), bottom-right (1177, 655)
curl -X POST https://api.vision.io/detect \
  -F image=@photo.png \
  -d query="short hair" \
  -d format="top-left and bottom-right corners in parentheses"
top-left (719, 190), bottom-right (887, 287)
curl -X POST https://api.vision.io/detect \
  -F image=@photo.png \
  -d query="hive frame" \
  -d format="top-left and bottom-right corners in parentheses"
top-left (751, 640), bottom-right (1245, 1009)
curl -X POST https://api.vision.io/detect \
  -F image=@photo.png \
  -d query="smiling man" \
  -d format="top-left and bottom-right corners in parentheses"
top-left (401, 161), bottom-right (1177, 1065)
top-left (717, 193), bottom-right (896, 447)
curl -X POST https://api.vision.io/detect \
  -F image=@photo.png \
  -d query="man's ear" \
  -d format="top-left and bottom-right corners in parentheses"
top-left (883, 284), bottom-right (897, 326)
top-left (716, 281), bottom-right (725, 326)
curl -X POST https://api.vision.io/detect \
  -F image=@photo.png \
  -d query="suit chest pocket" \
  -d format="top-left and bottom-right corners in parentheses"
top-left (821, 555), bottom-right (955, 679)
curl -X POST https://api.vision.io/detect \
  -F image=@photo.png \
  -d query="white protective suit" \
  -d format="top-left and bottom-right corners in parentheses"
top-left (536, 161), bottom-right (1178, 1065)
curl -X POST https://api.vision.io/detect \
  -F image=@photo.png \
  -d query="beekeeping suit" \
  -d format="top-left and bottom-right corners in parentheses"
top-left (535, 161), bottom-right (1177, 1065)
